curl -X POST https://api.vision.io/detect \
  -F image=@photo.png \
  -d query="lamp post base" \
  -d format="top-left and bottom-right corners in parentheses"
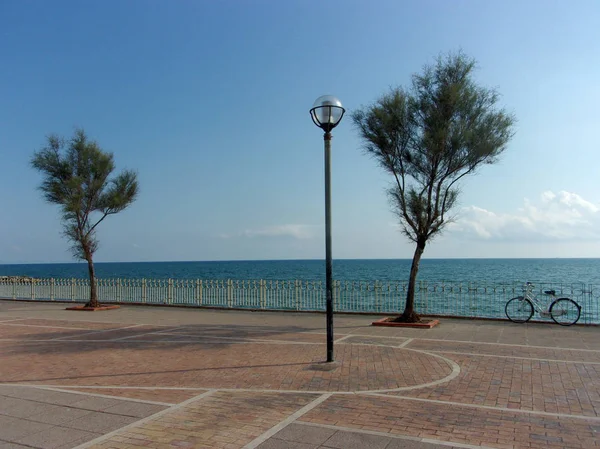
top-left (306, 361), bottom-right (341, 371)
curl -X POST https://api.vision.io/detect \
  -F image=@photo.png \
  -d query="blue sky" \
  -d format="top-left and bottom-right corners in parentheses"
top-left (1, 0), bottom-right (600, 263)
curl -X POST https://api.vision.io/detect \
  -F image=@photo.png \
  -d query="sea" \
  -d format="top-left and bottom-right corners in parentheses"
top-left (1, 259), bottom-right (599, 285)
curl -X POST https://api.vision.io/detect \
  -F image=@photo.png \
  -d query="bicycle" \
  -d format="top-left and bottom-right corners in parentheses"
top-left (505, 282), bottom-right (581, 326)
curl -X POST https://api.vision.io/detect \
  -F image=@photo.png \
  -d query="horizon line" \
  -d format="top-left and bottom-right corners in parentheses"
top-left (1, 256), bottom-right (599, 266)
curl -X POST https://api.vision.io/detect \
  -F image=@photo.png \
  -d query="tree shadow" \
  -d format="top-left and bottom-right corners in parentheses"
top-left (0, 322), bottom-right (335, 354)
top-left (0, 322), bottom-right (341, 384)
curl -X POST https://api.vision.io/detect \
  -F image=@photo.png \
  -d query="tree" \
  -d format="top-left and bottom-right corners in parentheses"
top-left (352, 52), bottom-right (515, 322)
top-left (31, 129), bottom-right (139, 308)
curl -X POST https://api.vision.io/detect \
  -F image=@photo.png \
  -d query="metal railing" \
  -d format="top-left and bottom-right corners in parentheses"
top-left (0, 278), bottom-right (598, 324)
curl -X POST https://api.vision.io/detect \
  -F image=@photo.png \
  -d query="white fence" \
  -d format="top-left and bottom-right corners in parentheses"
top-left (0, 278), bottom-right (598, 324)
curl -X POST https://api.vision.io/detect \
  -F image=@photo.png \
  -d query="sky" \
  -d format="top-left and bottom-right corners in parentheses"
top-left (1, 0), bottom-right (600, 263)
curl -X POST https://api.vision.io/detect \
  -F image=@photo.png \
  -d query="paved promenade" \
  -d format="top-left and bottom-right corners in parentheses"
top-left (0, 300), bottom-right (598, 448)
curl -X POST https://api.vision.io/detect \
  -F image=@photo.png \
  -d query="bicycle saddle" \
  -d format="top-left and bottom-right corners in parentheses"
top-left (544, 289), bottom-right (556, 295)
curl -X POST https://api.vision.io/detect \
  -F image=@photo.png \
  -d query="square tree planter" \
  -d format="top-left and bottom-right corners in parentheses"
top-left (66, 305), bottom-right (121, 312)
top-left (372, 317), bottom-right (440, 328)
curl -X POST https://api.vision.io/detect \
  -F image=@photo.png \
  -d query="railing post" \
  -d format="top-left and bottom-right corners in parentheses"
top-left (227, 279), bottom-right (233, 308)
top-left (50, 278), bottom-right (55, 301)
top-left (260, 280), bottom-right (266, 309)
top-left (142, 279), bottom-right (147, 303)
top-left (116, 278), bottom-right (122, 302)
top-left (70, 278), bottom-right (75, 302)
top-left (12, 279), bottom-right (16, 300)
top-left (295, 280), bottom-right (300, 310)
top-left (197, 279), bottom-right (203, 305)
top-left (30, 279), bottom-right (35, 301)
top-left (167, 279), bottom-right (173, 304)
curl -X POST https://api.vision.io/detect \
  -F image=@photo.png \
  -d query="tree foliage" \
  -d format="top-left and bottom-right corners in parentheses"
top-left (352, 52), bottom-right (515, 321)
top-left (31, 129), bottom-right (138, 306)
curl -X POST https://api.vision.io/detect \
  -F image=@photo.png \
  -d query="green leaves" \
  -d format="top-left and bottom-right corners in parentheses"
top-left (99, 170), bottom-right (139, 215)
top-left (31, 128), bottom-right (139, 260)
top-left (352, 51), bottom-right (516, 243)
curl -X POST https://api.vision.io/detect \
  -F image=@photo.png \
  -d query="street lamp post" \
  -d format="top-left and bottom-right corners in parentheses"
top-left (310, 95), bottom-right (345, 363)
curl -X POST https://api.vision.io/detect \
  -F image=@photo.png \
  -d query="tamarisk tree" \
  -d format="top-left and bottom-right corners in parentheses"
top-left (352, 52), bottom-right (515, 322)
top-left (32, 129), bottom-right (139, 308)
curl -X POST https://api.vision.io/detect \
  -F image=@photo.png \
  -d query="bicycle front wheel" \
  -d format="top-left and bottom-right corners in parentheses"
top-left (505, 296), bottom-right (534, 323)
top-left (550, 298), bottom-right (581, 326)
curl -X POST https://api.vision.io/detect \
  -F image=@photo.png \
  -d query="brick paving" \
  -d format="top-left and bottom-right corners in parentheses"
top-left (299, 394), bottom-right (600, 448)
top-left (87, 391), bottom-right (318, 449)
top-left (0, 339), bottom-right (453, 392)
top-left (1, 301), bottom-right (599, 448)
top-left (394, 353), bottom-right (600, 417)
top-left (408, 338), bottom-right (600, 363)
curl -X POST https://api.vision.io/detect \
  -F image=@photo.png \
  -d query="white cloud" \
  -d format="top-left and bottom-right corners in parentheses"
top-left (219, 224), bottom-right (318, 240)
top-left (449, 191), bottom-right (600, 242)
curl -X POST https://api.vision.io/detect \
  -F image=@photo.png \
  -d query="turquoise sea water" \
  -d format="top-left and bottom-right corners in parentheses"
top-left (1, 258), bottom-right (599, 284)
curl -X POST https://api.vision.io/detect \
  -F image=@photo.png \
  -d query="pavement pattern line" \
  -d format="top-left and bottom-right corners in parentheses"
top-left (71, 389), bottom-right (217, 449)
top-left (413, 336), bottom-right (600, 352)
top-left (0, 322), bottom-right (91, 330)
top-left (366, 392), bottom-right (600, 422)
top-left (306, 331), bottom-right (600, 352)
top-left (333, 334), bottom-right (353, 343)
top-left (294, 421), bottom-right (498, 449)
top-left (111, 326), bottom-right (190, 340)
top-left (429, 349), bottom-right (600, 365)
top-left (397, 337), bottom-right (414, 348)
top-left (362, 348), bottom-right (461, 393)
top-left (30, 385), bottom-right (176, 406)
top-left (0, 345), bottom-right (461, 394)
top-left (51, 324), bottom-right (145, 340)
top-left (243, 393), bottom-right (332, 449)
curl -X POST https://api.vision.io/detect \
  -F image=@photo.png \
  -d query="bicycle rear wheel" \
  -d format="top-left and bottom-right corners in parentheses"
top-left (550, 298), bottom-right (581, 326)
top-left (505, 296), bottom-right (534, 323)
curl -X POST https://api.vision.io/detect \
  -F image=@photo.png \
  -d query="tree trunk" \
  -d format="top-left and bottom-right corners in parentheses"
top-left (394, 237), bottom-right (426, 323)
top-left (85, 253), bottom-right (99, 308)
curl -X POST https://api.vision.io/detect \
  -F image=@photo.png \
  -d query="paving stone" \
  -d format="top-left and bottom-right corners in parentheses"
top-left (0, 414), bottom-right (53, 441)
top-left (274, 423), bottom-right (336, 445)
top-left (62, 411), bottom-right (137, 433)
top-left (69, 397), bottom-right (123, 412)
top-left (27, 405), bottom-right (94, 426)
top-left (257, 438), bottom-right (318, 449)
top-left (16, 427), bottom-right (100, 449)
top-left (101, 401), bottom-right (166, 418)
top-left (385, 439), bottom-right (456, 448)
top-left (0, 442), bottom-right (34, 449)
top-left (1, 399), bottom-right (66, 419)
top-left (0, 387), bottom-right (67, 403)
top-left (323, 430), bottom-right (392, 448)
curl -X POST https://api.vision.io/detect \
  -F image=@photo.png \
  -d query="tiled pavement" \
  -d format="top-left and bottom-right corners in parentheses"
top-left (257, 423), bottom-right (470, 448)
top-left (0, 300), bottom-right (599, 448)
top-left (0, 385), bottom-right (166, 448)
